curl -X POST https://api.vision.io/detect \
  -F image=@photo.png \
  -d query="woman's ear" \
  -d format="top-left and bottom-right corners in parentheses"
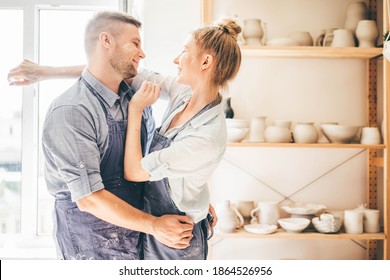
top-left (201, 54), bottom-right (214, 71)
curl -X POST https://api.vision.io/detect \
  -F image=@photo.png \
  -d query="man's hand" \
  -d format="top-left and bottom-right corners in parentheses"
top-left (151, 214), bottom-right (194, 249)
top-left (8, 59), bottom-right (43, 86)
top-left (209, 204), bottom-right (218, 228)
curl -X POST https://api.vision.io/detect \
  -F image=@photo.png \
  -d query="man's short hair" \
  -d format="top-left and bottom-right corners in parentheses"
top-left (84, 11), bottom-right (142, 55)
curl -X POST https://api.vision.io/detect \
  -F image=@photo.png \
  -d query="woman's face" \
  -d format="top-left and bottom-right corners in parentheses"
top-left (174, 36), bottom-right (202, 86)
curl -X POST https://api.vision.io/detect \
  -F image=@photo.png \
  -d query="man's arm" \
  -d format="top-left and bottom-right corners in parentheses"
top-left (8, 59), bottom-right (84, 86)
top-left (77, 189), bottom-right (193, 248)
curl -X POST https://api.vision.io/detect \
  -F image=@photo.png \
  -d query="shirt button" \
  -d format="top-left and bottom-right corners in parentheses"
top-left (78, 162), bottom-right (85, 169)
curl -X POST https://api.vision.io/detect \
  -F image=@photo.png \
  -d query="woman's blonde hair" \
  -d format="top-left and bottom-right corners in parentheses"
top-left (192, 19), bottom-right (242, 88)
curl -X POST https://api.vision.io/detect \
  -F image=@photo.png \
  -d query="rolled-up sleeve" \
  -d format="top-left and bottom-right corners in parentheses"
top-left (42, 105), bottom-right (104, 201)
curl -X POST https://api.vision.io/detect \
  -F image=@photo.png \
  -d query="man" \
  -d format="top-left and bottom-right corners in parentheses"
top-left (38, 11), bottom-right (193, 260)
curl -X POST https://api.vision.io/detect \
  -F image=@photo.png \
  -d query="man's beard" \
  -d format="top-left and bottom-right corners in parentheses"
top-left (109, 55), bottom-right (137, 79)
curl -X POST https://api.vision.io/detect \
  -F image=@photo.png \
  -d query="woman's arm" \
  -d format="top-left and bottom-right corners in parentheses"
top-left (124, 81), bottom-right (160, 182)
top-left (8, 59), bottom-right (84, 86)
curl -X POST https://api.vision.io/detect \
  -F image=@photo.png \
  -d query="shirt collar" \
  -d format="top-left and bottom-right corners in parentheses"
top-left (190, 95), bottom-right (223, 128)
top-left (81, 68), bottom-right (132, 107)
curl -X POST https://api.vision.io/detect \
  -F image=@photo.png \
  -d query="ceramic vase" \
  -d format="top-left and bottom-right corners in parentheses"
top-left (242, 18), bottom-right (264, 46)
top-left (216, 200), bottom-right (244, 233)
top-left (248, 116), bottom-right (267, 142)
top-left (344, 1), bottom-right (368, 33)
top-left (224, 97), bottom-right (234, 118)
top-left (356, 20), bottom-right (378, 48)
top-left (293, 122), bottom-right (319, 143)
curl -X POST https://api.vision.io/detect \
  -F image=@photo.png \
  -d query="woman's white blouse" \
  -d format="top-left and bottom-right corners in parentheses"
top-left (132, 69), bottom-right (227, 223)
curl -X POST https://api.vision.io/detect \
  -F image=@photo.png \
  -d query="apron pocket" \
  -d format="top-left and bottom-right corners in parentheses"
top-left (64, 207), bottom-right (139, 258)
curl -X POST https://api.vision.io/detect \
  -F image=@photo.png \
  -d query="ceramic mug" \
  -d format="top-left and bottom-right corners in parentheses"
top-left (329, 29), bottom-right (356, 47)
top-left (250, 201), bottom-right (280, 225)
top-left (344, 210), bottom-right (363, 234)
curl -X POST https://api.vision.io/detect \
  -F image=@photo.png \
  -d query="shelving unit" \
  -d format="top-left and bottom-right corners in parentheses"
top-left (201, 0), bottom-right (389, 260)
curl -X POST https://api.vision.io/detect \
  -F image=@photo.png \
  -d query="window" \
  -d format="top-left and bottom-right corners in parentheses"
top-left (37, 8), bottom-right (106, 236)
top-left (0, 9), bottom-right (23, 235)
top-left (0, 1), bottom-right (120, 259)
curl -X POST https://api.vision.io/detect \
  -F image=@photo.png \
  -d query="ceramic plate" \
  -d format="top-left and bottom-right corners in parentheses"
top-left (244, 224), bottom-right (278, 235)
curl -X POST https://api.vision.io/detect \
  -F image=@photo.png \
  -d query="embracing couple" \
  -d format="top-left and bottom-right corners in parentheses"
top-left (8, 11), bottom-right (241, 260)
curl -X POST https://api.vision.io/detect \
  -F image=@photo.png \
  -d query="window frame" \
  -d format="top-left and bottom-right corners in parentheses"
top-left (0, 0), bottom-right (126, 259)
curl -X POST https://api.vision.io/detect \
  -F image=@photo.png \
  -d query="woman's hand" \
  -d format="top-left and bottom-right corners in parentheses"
top-left (129, 81), bottom-right (160, 112)
top-left (8, 59), bottom-right (44, 86)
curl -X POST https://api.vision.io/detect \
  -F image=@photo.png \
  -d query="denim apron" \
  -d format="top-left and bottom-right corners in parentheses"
top-left (143, 98), bottom-right (219, 260)
top-left (53, 77), bottom-right (146, 260)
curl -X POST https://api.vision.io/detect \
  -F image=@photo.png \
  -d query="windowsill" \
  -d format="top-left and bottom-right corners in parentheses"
top-left (0, 236), bottom-right (57, 259)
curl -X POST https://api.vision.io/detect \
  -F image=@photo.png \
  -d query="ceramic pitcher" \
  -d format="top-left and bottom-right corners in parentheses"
top-left (216, 200), bottom-right (244, 232)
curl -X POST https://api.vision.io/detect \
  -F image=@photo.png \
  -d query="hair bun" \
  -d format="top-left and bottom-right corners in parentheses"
top-left (216, 18), bottom-right (242, 41)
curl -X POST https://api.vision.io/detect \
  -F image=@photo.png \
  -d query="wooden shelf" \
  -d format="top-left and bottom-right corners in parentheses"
top-left (240, 46), bottom-right (383, 59)
top-left (227, 142), bottom-right (386, 149)
top-left (214, 228), bottom-right (386, 240)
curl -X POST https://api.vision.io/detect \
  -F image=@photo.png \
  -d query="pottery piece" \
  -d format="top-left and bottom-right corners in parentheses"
top-left (320, 124), bottom-right (360, 144)
top-left (289, 31), bottom-right (313, 46)
top-left (278, 218), bottom-right (310, 233)
top-left (344, 1), bottom-right (368, 33)
top-left (216, 200), bottom-right (244, 233)
top-left (330, 29), bottom-right (356, 47)
top-left (360, 126), bottom-right (381, 144)
top-left (264, 126), bottom-right (291, 143)
top-left (323, 28), bottom-right (337, 46)
top-left (266, 37), bottom-right (299, 46)
top-left (356, 20), bottom-right (378, 48)
top-left (242, 18), bottom-right (264, 46)
top-left (224, 97), bottom-right (234, 118)
top-left (250, 201), bottom-right (280, 226)
top-left (293, 122), bottom-right (319, 143)
top-left (248, 116), bottom-right (267, 142)
top-left (344, 209), bottom-right (363, 234)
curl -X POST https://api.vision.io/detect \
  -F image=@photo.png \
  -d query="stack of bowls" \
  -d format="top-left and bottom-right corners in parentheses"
top-left (226, 119), bottom-right (250, 143)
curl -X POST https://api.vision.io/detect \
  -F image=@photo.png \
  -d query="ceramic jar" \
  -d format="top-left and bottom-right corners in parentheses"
top-left (264, 126), bottom-right (291, 143)
top-left (356, 20), bottom-right (378, 48)
top-left (344, 1), bottom-right (368, 33)
top-left (216, 200), bottom-right (244, 233)
top-left (293, 122), bottom-right (319, 143)
top-left (248, 116), bottom-right (267, 142)
top-left (360, 126), bottom-right (381, 144)
top-left (344, 209), bottom-right (363, 234)
top-left (242, 18), bottom-right (264, 46)
top-left (289, 31), bottom-right (313, 46)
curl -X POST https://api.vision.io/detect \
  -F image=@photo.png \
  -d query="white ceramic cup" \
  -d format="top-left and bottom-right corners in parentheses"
top-left (250, 201), bottom-right (280, 225)
top-left (330, 29), bottom-right (356, 47)
top-left (363, 209), bottom-right (380, 233)
top-left (344, 210), bottom-right (363, 234)
top-left (360, 127), bottom-right (381, 144)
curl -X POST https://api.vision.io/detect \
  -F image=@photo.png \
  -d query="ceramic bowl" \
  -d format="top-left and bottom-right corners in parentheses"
top-left (227, 127), bottom-right (250, 143)
top-left (226, 119), bottom-right (250, 128)
top-left (320, 124), bottom-right (360, 144)
top-left (312, 214), bottom-right (342, 233)
top-left (281, 203), bottom-right (326, 216)
top-left (278, 218), bottom-right (310, 233)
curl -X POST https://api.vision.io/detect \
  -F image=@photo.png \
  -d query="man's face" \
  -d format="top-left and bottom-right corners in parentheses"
top-left (109, 23), bottom-right (145, 79)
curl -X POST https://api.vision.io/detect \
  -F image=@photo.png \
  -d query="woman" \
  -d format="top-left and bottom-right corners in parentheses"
top-left (126, 19), bottom-right (241, 259)
top-left (8, 19), bottom-right (242, 259)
